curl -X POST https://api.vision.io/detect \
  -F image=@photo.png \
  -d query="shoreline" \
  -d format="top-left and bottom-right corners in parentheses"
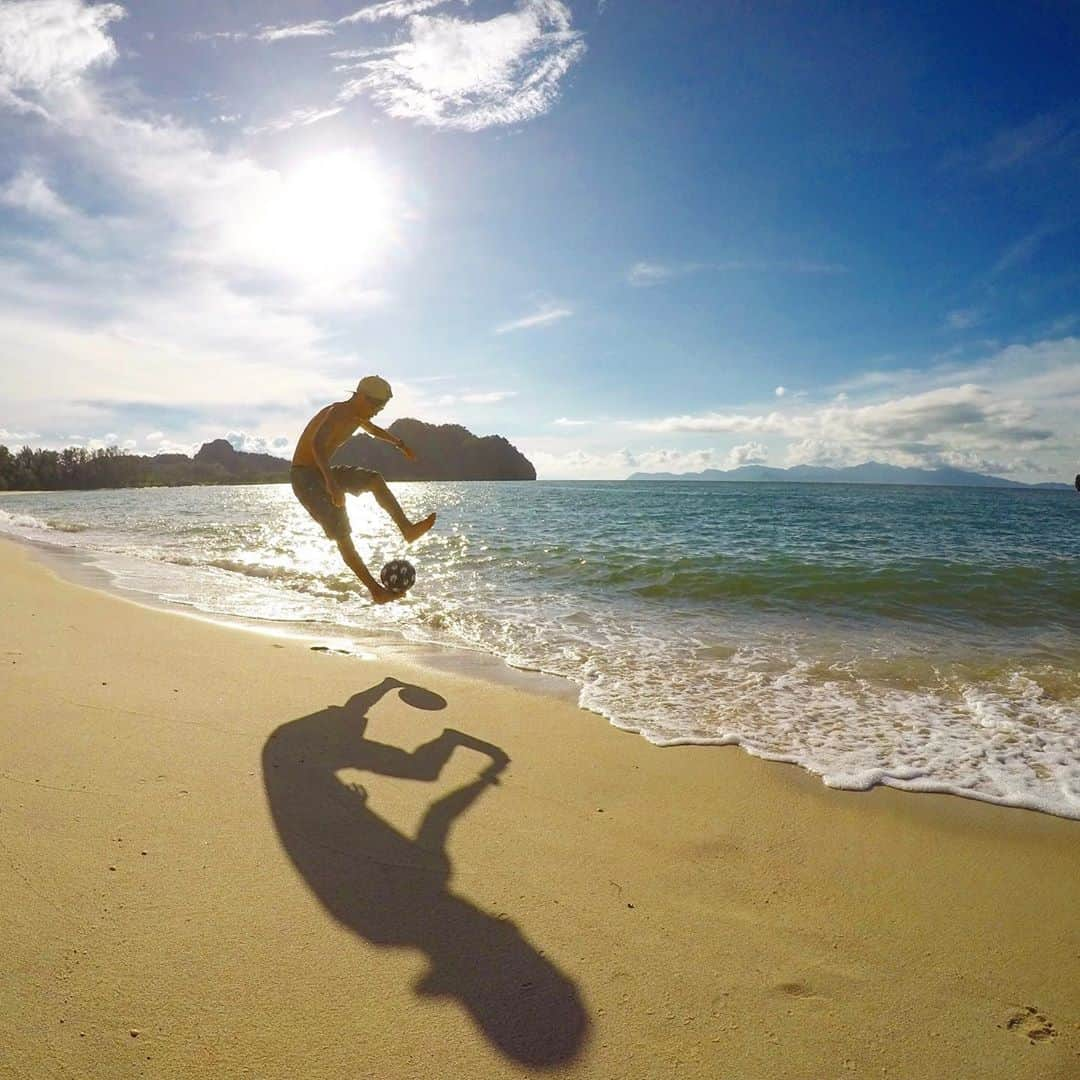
top-left (5, 521), bottom-right (1078, 822)
top-left (4, 525), bottom-right (583, 706)
top-left (1, 534), bottom-right (1079, 1078)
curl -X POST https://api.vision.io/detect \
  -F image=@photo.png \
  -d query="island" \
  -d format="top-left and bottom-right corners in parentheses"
top-left (627, 462), bottom-right (1072, 490)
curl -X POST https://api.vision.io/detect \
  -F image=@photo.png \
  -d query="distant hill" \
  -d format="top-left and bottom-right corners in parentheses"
top-left (333, 418), bottom-right (536, 481)
top-left (0, 421), bottom-right (535, 491)
top-left (626, 461), bottom-right (1073, 490)
top-left (192, 439), bottom-right (291, 480)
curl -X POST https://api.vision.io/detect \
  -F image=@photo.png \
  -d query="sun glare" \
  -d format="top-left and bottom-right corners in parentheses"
top-left (232, 150), bottom-right (399, 285)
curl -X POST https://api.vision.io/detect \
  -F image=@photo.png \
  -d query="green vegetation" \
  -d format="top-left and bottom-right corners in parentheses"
top-left (0, 443), bottom-right (288, 491)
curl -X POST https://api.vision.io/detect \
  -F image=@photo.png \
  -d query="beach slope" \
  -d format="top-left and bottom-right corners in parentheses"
top-left (1, 538), bottom-right (1077, 1078)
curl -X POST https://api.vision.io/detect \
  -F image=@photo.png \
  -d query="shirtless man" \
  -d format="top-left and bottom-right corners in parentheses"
top-left (291, 375), bottom-right (436, 604)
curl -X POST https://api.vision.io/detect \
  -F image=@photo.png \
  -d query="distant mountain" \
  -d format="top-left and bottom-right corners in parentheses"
top-left (333, 418), bottom-right (535, 481)
top-left (0, 421), bottom-right (534, 491)
top-left (193, 439), bottom-right (291, 479)
top-left (626, 461), bottom-right (1073, 489)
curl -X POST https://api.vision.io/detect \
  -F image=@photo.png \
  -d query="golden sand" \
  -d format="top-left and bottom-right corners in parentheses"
top-left (1, 537), bottom-right (1077, 1078)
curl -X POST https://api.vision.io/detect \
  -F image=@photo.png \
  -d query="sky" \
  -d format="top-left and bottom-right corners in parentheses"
top-left (0, 0), bottom-right (1078, 482)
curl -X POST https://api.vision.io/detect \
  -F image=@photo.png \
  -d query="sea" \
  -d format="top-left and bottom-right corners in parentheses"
top-left (2, 480), bottom-right (1078, 819)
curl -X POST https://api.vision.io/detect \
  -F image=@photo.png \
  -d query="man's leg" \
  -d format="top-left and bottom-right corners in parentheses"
top-left (336, 532), bottom-right (397, 604)
top-left (339, 468), bottom-right (436, 543)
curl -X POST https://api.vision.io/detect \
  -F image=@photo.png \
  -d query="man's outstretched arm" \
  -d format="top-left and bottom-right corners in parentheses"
top-left (358, 418), bottom-right (416, 461)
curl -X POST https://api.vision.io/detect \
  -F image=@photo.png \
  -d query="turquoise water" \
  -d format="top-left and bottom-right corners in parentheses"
top-left (3, 481), bottom-right (1078, 817)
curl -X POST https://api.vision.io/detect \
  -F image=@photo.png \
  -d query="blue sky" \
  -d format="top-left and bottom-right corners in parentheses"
top-left (0, 1), bottom-right (1077, 480)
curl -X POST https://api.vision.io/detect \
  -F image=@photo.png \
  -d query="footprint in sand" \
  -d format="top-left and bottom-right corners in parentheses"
top-left (774, 981), bottom-right (826, 1002)
top-left (1002, 1005), bottom-right (1057, 1045)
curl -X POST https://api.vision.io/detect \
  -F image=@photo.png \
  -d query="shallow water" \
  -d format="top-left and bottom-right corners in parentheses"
top-left (3, 480), bottom-right (1078, 818)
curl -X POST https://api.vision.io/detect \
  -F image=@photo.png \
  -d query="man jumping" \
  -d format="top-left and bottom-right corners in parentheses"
top-left (291, 375), bottom-right (436, 604)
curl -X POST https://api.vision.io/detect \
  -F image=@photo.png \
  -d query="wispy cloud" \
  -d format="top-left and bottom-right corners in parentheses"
top-left (626, 257), bottom-right (847, 286)
top-left (495, 305), bottom-right (572, 334)
top-left (194, 1), bottom-right (585, 133)
top-left (990, 224), bottom-right (1061, 277)
top-left (434, 390), bottom-right (517, 405)
top-left (340, 0), bottom-right (586, 131)
top-left (626, 261), bottom-right (704, 286)
top-left (256, 21), bottom-right (336, 43)
top-left (340, 1), bottom-right (459, 24)
top-left (945, 307), bottom-right (982, 330)
top-left (247, 105), bottom-right (345, 134)
top-left (982, 110), bottom-right (1079, 171)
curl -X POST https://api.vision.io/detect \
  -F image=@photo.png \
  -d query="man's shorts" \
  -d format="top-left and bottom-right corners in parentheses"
top-left (290, 464), bottom-right (379, 542)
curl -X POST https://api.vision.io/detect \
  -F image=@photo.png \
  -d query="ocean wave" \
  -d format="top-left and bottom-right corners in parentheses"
top-left (579, 556), bottom-right (1079, 626)
top-left (0, 508), bottom-right (52, 532)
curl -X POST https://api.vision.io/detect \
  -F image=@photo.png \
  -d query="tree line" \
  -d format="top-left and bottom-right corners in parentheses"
top-left (0, 444), bottom-right (286, 491)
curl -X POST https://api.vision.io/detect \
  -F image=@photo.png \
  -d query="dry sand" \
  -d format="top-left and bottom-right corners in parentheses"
top-left (1, 536), bottom-right (1077, 1079)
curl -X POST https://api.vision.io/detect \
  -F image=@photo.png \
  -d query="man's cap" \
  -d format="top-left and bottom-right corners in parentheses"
top-left (353, 375), bottom-right (393, 403)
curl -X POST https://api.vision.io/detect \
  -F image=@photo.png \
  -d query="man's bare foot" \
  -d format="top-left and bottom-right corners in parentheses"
top-left (403, 512), bottom-right (436, 543)
top-left (369, 583), bottom-right (402, 605)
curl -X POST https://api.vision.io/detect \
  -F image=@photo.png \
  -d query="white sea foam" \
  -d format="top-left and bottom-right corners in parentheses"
top-left (0, 507), bottom-right (54, 534)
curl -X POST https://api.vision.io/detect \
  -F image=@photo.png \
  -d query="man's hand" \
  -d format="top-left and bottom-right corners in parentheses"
top-left (327, 482), bottom-right (346, 508)
top-left (396, 440), bottom-right (416, 461)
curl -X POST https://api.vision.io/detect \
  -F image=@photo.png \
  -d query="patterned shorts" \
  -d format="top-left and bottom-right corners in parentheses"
top-left (290, 464), bottom-right (379, 542)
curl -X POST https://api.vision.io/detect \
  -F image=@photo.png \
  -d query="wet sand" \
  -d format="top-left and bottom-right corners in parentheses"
top-left (1, 536), bottom-right (1077, 1078)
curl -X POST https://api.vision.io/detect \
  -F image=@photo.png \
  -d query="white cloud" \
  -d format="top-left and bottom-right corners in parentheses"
top-left (0, 427), bottom-right (40, 443)
top-left (225, 431), bottom-right (292, 455)
top-left (626, 261), bottom-right (700, 286)
top-left (247, 105), bottom-right (345, 133)
top-left (626, 258), bottom-right (847, 287)
top-left (256, 21), bottom-right (335, 42)
top-left (340, 1), bottom-right (458, 24)
top-left (523, 445), bottom-right (719, 481)
top-left (495, 305), bottom-right (572, 334)
top-left (1, 168), bottom-right (74, 219)
top-left (774, 386), bottom-right (786, 398)
top-left (433, 390), bottom-right (517, 405)
top-left (630, 337), bottom-right (1080, 478)
top-left (202, 1), bottom-right (585, 134)
top-left (0, 2), bottom-right (411, 450)
top-left (0, 0), bottom-right (123, 115)
top-left (553, 417), bottom-right (589, 426)
top-left (149, 440), bottom-right (198, 456)
top-left (340, 0), bottom-right (586, 131)
top-left (725, 441), bottom-right (768, 468)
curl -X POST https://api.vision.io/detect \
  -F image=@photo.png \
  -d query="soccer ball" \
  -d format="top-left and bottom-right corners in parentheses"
top-left (380, 559), bottom-right (416, 593)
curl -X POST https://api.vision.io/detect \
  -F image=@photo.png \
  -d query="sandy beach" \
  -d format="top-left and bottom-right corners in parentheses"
top-left (1, 535), bottom-right (1077, 1079)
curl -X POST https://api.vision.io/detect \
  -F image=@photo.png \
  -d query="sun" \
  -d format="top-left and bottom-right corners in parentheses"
top-left (231, 149), bottom-right (400, 286)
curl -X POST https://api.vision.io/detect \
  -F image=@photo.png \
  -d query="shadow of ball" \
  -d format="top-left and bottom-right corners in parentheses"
top-left (397, 684), bottom-right (447, 711)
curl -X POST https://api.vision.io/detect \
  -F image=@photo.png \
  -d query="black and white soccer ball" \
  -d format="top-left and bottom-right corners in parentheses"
top-left (380, 559), bottom-right (416, 593)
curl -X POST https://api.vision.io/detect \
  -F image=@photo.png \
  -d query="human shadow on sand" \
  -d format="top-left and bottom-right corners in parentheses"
top-left (261, 677), bottom-right (588, 1068)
